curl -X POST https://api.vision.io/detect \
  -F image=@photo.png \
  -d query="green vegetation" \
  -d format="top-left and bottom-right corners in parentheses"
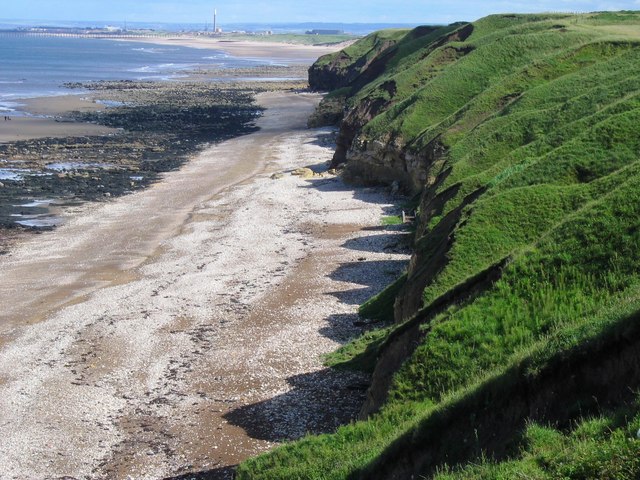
top-left (239, 10), bottom-right (640, 479)
top-left (358, 272), bottom-right (406, 322)
top-left (324, 325), bottom-right (392, 373)
top-left (380, 215), bottom-right (402, 225)
top-left (435, 417), bottom-right (640, 480)
top-left (308, 29), bottom-right (414, 91)
top-left (314, 28), bottom-right (410, 66)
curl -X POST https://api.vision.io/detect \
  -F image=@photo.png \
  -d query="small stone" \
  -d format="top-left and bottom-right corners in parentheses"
top-left (0, 182), bottom-right (4, 187)
top-left (270, 172), bottom-right (284, 180)
top-left (291, 167), bottom-right (314, 179)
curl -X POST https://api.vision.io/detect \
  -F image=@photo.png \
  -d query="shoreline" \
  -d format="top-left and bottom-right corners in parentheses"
top-left (120, 35), bottom-right (344, 64)
top-left (0, 112), bottom-right (118, 143)
top-left (0, 69), bottom-right (308, 145)
top-left (0, 34), bottom-right (342, 282)
top-left (0, 34), bottom-right (343, 144)
top-left (0, 75), bottom-right (302, 239)
top-left (0, 93), bottom-right (121, 144)
top-left (0, 38), bottom-right (404, 478)
top-left (0, 35), bottom-right (343, 273)
top-left (0, 90), bottom-right (317, 329)
top-left (0, 90), bottom-right (409, 478)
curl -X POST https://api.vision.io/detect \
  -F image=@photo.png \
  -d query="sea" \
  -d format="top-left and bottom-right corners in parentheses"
top-left (0, 18), bottom-right (424, 111)
top-left (0, 34), bottom-right (296, 229)
top-left (0, 34), bottom-right (279, 114)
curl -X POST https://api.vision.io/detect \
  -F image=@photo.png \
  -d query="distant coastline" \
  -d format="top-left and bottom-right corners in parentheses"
top-left (0, 29), bottom-right (167, 39)
top-left (124, 35), bottom-right (348, 62)
top-left (0, 33), bottom-right (338, 240)
top-left (0, 29), bottom-right (352, 62)
top-left (0, 20), bottom-right (420, 36)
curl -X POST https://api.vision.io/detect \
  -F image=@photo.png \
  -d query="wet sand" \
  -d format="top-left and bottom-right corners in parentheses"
top-left (0, 91), bottom-right (408, 478)
top-left (0, 92), bottom-right (317, 329)
top-left (0, 114), bottom-right (117, 143)
top-left (0, 95), bottom-right (118, 143)
top-left (19, 95), bottom-right (107, 116)
top-left (0, 79), bottom-right (272, 236)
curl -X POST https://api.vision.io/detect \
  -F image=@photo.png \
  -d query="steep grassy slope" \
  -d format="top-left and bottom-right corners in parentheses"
top-left (308, 28), bottom-right (411, 91)
top-left (238, 11), bottom-right (640, 479)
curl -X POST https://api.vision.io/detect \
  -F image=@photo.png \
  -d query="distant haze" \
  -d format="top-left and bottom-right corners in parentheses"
top-left (0, 20), bottom-right (420, 36)
top-left (1, 0), bottom-right (639, 25)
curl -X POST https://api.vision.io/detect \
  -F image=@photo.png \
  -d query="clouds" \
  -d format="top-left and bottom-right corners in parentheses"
top-left (1, 0), bottom-right (639, 24)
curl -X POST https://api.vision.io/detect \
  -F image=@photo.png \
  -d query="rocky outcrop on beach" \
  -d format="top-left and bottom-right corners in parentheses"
top-left (0, 73), bottom-right (307, 237)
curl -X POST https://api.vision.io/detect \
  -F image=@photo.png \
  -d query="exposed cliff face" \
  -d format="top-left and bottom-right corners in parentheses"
top-left (308, 32), bottom-right (404, 92)
top-left (339, 134), bottom-right (446, 197)
top-left (325, 24), bottom-right (474, 193)
top-left (308, 40), bottom-right (398, 92)
top-left (393, 184), bottom-right (486, 322)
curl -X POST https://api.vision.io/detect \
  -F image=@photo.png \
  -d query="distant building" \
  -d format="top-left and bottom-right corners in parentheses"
top-left (306, 29), bottom-right (344, 35)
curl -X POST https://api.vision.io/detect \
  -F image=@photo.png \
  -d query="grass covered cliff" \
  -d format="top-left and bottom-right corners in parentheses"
top-left (238, 11), bottom-right (640, 479)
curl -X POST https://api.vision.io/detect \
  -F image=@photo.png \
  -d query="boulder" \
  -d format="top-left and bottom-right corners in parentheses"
top-left (291, 167), bottom-right (314, 179)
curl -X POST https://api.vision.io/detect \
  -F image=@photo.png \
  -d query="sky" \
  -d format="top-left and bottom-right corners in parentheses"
top-left (1, 0), bottom-right (639, 25)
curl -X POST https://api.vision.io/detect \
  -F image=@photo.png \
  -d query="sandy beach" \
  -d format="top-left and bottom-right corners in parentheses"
top-left (0, 76), bottom-right (289, 236)
top-left (0, 94), bottom-right (119, 143)
top-left (0, 90), bottom-right (408, 478)
top-left (0, 116), bottom-right (117, 143)
top-left (0, 95), bottom-right (121, 143)
top-left (18, 94), bottom-right (110, 116)
top-left (125, 36), bottom-right (346, 63)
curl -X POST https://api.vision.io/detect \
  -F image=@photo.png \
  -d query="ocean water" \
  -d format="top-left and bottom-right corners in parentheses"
top-left (0, 35), bottom-right (272, 111)
top-left (0, 35), bottom-right (290, 229)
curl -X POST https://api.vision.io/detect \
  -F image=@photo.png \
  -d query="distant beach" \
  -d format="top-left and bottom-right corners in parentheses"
top-left (0, 34), bottom-right (279, 103)
top-left (125, 34), bottom-right (348, 62)
top-left (0, 35), bottom-right (342, 150)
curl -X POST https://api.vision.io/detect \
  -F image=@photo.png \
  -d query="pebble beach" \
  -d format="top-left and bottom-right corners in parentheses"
top-left (0, 40), bottom-right (409, 479)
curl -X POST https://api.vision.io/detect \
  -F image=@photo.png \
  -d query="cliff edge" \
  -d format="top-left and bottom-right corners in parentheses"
top-left (239, 11), bottom-right (640, 480)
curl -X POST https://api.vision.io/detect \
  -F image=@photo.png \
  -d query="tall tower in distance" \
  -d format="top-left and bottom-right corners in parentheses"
top-left (213, 8), bottom-right (217, 34)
